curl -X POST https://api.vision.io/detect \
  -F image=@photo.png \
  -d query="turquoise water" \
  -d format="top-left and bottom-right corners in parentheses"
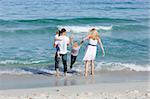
top-left (0, 0), bottom-right (149, 74)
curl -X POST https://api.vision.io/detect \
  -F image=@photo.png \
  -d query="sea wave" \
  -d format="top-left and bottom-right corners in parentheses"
top-left (0, 17), bottom-right (148, 34)
top-left (0, 17), bottom-right (138, 25)
top-left (0, 69), bottom-right (33, 75)
top-left (107, 37), bottom-right (148, 48)
top-left (57, 25), bottom-right (112, 32)
top-left (0, 60), bottom-right (48, 65)
top-left (95, 62), bottom-right (150, 71)
top-left (0, 61), bottom-right (149, 75)
top-left (113, 25), bottom-right (149, 31)
top-left (0, 25), bottom-right (112, 33)
top-left (0, 24), bottom-right (148, 34)
top-left (0, 26), bottom-right (55, 34)
top-left (73, 62), bottom-right (150, 72)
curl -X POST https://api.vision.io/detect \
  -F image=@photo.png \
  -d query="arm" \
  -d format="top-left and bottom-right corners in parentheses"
top-left (98, 37), bottom-right (105, 56)
top-left (83, 34), bottom-right (90, 41)
top-left (67, 36), bottom-right (72, 46)
top-left (79, 39), bottom-right (84, 46)
top-left (53, 43), bottom-right (56, 48)
top-left (81, 34), bottom-right (90, 43)
top-left (55, 37), bottom-right (61, 41)
top-left (69, 36), bottom-right (73, 45)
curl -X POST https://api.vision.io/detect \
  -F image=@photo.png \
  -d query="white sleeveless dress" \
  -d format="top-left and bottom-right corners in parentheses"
top-left (83, 39), bottom-right (98, 61)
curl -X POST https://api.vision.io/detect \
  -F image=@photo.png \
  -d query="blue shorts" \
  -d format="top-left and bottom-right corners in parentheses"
top-left (56, 45), bottom-right (60, 52)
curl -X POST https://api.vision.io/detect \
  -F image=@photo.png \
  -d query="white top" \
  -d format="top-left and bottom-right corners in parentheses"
top-left (54, 34), bottom-right (59, 45)
top-left (58, 36), bottom-right (69, 54)
top-left (71, 46), bottom-right (81, 56)
top-left (89, 39), bottom-right (98, 46)
top-left (55, 34), bottom-right (59, 39)
top-left (83, 39), bottom-right (98, 61)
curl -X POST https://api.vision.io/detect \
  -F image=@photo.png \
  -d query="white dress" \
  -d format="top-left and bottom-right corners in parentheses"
top-left (83, 39), bottom-right (98, 61)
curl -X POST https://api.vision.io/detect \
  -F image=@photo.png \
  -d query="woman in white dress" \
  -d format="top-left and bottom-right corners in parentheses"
top-left (82, 28), bottom-right (105, 77)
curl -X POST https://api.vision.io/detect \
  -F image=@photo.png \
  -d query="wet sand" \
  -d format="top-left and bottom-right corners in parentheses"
top-left (0, 71), bottom-right (149, 99)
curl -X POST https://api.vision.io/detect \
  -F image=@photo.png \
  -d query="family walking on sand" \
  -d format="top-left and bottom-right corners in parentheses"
top-left (54, 28), bottom-right (105, 77)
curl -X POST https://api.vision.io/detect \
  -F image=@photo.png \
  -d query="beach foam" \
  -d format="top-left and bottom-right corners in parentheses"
top-left (57, 25), bottom-right (112, 33)
top-left (95, 62), bottom-right (150, 71)
top-left (0, 60), bottom-right (48, 65)
top-left (0, 61), bottom-right (149, 75)
top-left (72, 62), bottom-right (150, 72)
top-left (0, 68), bottom-right (33, 75)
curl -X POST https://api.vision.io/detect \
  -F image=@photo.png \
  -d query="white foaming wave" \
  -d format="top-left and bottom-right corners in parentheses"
top-left (0, 69), bottom-right (33, 75)
top-left (0, 62), bottom-right (149, 75)
top-left (0, 68), bottom-right (69, 75)
top-left (72, 62), bottom-right (150, 72)
top-left (95, 62), bottom-right (150, 71)
top-left (0, 60), bottom-right (28, 64)
top-left (57, 25), bottom-right (112, 33)
top-left (0, 60), bottom-right (47, 65)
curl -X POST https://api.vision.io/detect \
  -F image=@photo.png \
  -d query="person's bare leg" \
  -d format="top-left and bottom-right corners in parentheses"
top-left (91, 60), bottom-right (95, 76)
top-left (90, 60), bottom-right (92, 75)
top-left (57, 52), bottom-right (60, 58)
top-left (56, 68), bottom-right (60, 77)
top-left (85, 61), bottom-right (89, 77)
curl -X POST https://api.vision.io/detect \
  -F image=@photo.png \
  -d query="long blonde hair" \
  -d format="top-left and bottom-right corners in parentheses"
top-left (89, 28), bottom-right (99, 40)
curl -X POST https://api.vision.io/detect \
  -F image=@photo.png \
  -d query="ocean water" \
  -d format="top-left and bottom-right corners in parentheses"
top-left (0, 0), bottom-right (149, 74)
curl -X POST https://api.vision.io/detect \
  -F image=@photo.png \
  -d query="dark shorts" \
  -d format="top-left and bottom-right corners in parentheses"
top-left (70, 55), bottom-right (77, 69)
top-left (56, 45), bottom-right (60, 52)
top-left (55, 52), bottom-right (67, 73)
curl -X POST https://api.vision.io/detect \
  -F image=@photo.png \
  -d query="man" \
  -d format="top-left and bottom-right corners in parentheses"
top-left (55, 28), bottom-right (70, 76)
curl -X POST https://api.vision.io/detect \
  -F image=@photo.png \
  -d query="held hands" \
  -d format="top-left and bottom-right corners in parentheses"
top-left (80, 40), bottom-right (84, 44)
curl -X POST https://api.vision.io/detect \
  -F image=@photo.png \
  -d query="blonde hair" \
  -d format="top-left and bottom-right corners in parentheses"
top-left (89, 28), bottom-right (99, 40)
top-left (73, 41), bottom-right (79, 48)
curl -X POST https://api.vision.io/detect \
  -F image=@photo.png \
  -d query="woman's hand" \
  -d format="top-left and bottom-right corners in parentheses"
top-left (80, 40), bottom-right (84, 44)
top-left (102, 51), bottom-right (105, 57)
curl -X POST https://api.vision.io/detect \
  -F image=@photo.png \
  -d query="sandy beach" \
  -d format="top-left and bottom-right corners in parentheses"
top-left (0, 71), bottom-right (150, 99)
top-left (0, 81), bottom-right (150, 99)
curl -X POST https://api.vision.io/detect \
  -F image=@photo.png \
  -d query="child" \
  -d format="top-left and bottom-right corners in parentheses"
top-left (54, 31), bottom-right (61, 58)
top-left (70, 40), bottom-right (83, 69)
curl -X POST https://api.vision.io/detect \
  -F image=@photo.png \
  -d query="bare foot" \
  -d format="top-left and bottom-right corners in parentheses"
top-left (64, 72), bottom-right (67, 76)
top-left (85, 73), bottom-right (88, 78)
top-left (91, 72), bottom-right (94, 76)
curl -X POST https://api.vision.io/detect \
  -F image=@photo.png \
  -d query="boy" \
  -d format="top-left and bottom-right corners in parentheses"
top-left (70, 40), bottom-right (83, 69)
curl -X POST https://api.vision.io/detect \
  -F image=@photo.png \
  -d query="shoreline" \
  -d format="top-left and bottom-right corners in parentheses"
top-left (0, 71), bottom-right (149, 90)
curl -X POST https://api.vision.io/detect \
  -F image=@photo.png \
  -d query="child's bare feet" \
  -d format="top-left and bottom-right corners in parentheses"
top-left (85, 73), bottom-right (88, 78)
